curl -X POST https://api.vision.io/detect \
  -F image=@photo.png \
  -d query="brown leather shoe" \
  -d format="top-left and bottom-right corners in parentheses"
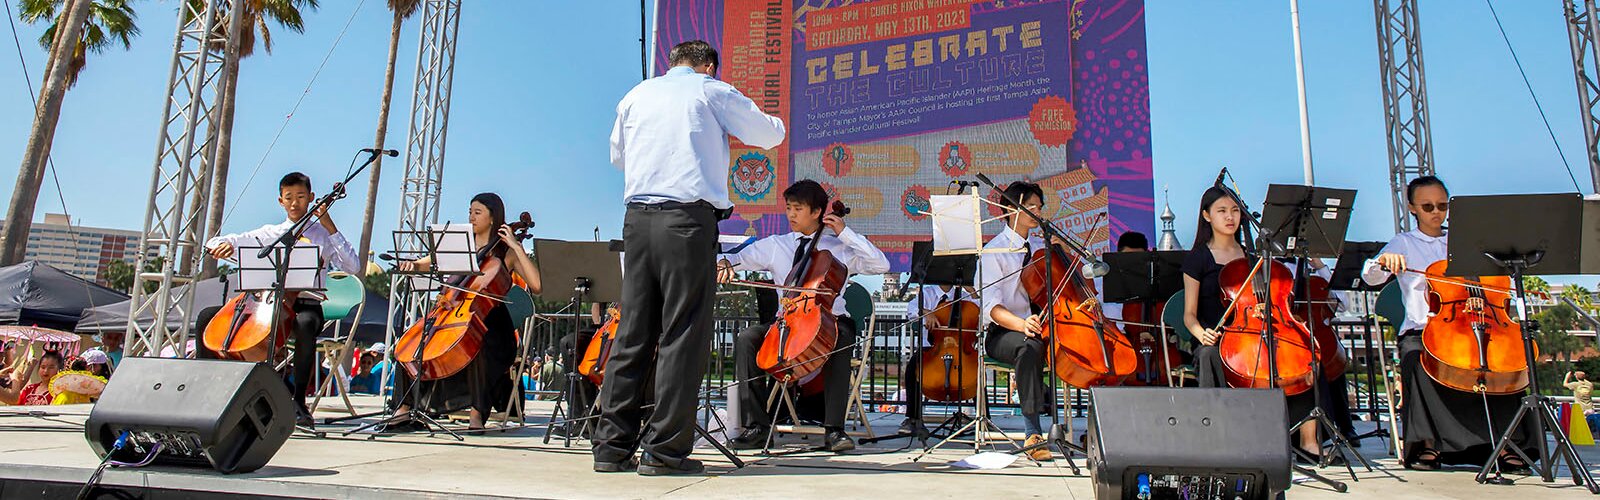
top-left (1024, 434), bottom-right (1053, 461)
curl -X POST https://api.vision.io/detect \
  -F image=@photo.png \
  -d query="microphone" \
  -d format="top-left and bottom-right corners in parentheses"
top-left (362, 148), bottom-right (399, 157)
top-left (1081, 259), bottom-right (1110, 279)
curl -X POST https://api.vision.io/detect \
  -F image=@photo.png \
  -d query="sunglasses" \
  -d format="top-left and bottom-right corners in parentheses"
top-left (1415, 202), bottom-right (1449, 213)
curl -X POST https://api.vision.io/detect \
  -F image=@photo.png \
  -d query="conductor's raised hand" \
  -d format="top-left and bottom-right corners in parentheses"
top-left (717, 259), bottom-right (736, 285)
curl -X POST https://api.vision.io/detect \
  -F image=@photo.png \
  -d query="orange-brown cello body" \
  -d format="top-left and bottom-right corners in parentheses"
top-left (1217, 258), bottom-right (1317, 395)
top-left (757, 250), bottom-right (848, 383)
top-left (919, 298), bottom-right (980, 402)
top-left (1020, 247), bottom-right (1137, 388)
top-left (1121, 299), bottom-right (1183, 386)
top-left (1294, 275), bottom-right (1349, 382)
top-left (1419, 259), bottom-right (1531, 395)
top-left (203, 291), bottom-right (297, 362)
top-left (578, 305), bottom-right (621, 386)
top-left (394, 255), bottom-right (510, 380)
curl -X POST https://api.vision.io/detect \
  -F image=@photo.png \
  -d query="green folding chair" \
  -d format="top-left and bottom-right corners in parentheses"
top-left (312, 272), bottom-right (367, 416)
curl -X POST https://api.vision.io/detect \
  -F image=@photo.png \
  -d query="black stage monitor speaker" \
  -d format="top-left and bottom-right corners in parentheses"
top-left (1087, 387), bottom-right (1291, 500)
top-left (84, 358), bottom-right (294, 474)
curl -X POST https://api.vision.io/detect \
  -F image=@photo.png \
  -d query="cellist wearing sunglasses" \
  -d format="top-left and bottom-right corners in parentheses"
top-left (1362, 176), bottom-right (1536, 473)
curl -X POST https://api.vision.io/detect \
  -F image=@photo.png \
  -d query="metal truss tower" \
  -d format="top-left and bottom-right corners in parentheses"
top-left (1566, 0), bottom-right (1600, 193)
top-left (1374, 0), bottom-right (1436, 233)
top-left (394, 0), bottom-right (462, 254)
top-left (126, 1), bottom-right (244, 357)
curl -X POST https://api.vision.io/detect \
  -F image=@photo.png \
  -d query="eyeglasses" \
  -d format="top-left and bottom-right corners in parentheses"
top-left (1416, 202), bottom-right (1449, 213)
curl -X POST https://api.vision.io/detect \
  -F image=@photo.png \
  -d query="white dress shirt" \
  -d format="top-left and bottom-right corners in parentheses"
top-left (979, 226), bottom-right (1043, 330)
top-left (611, 66), bottom-right (787, 209)
top-left (1361, 229), bottom-right (1448, 333)
top-left (722, 227), bottom-right (890, 319)
top-left (205, 219), bottom-right (362, 284)
top-left (906, 284), bottom-right (980, 347)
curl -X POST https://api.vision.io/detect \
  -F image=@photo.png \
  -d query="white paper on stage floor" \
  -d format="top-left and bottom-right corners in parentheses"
top-left (236, 243), bottom-right (321, 291)
top-left (929, 194), bottom-right (982, 253)
top-left (694, 407), bottom-right (734, 449)
top-left (950, 452), bottom-right (1019, 470)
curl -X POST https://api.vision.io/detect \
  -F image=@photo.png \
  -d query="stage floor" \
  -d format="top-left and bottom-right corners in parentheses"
top-left (1, 397), bottom-right (1597, 499)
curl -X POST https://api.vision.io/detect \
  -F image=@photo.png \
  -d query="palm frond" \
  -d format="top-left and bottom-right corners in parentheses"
top-left (388, 0), bottom-right (420, 19)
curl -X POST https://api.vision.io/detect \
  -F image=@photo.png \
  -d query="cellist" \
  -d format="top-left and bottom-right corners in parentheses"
top-left (1361, 176), bottom-right (1533, 473)
top-left (196, 172), bottom-right (361, 429)
top-left (977, 181), bottom-right (1056, 462)
top-left (1181, 185), bottom-right (1329, 463)
top-left (392, 193), bottom-right (543, 430)
top-left (717, 180), bottom-right (890, 453)
top-left (898, 282), bottom-right (978, 437)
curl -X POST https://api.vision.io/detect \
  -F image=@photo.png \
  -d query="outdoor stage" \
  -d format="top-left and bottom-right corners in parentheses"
top-left (0, 397), bottom-right (1596, 499)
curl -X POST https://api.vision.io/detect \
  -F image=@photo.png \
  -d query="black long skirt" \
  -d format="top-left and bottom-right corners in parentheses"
top-left (1397, 332), bottom-right (1535, 466)
top-left (393, 305), bottom-right (521, 416)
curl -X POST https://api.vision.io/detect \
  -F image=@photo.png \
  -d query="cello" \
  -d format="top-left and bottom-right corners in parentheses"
top-left (1121, 299), bottom-right (1183, 386)
top-left (203, 290), bottom-right (295, 363)
top-left (1020, 241), bottom-right (1137, 388)
top-left (1294, 274), bottom-right (1349, 382)
top-left (578, 304), bottom-right (621, 386)
top-left (1417, 259), bottom-right (1531, 394)
top-left (756, 200), bottom-right (851, 384)
top-left (919, 291), bottom-right (980, 402)
top-left (394, 213), bottom-right (535, 380)
top-left (1215, 258), bottom-right (1317, 394)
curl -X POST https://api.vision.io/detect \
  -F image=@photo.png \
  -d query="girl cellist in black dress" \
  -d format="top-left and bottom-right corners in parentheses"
top-left (1180, 186), bottom-right (1328, 461)
top-left (1362, 176), bottom-right (1533, 472)
top-left (393, 193), bottom-right (543, 429)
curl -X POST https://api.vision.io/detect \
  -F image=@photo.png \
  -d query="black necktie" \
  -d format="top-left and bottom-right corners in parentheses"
top-left (784, 236), bottom-right (812, 286)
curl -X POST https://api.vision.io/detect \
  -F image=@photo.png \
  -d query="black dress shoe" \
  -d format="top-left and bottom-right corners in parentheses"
top-left (729, 426), bottom-right (770, 450)
top-left (639, 453), bottom-right (704, 476)
top-left (824, 428), bottom-right (855, 453)
top-left (594, 457), bottom-right (639, 473)
top-left (295, 405), bottom-right (315, 430)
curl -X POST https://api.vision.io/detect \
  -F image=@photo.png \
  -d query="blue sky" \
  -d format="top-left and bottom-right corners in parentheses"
top-left (0, 1), bottom-right (1594, 286)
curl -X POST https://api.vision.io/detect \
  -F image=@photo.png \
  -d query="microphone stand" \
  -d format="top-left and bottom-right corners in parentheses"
top-left (1213, 175), bottom-right (1346, 492)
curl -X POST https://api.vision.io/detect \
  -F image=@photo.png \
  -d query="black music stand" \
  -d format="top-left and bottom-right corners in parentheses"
top-left (863, 241), bottom-right (978, 446)
top-left (1327, 241), bottom-right (1399, 453)
top-left (1260, 184), bottom-right (1372, 478)
top-left (533, 239), bottom-right (622, 447)
top-left (1102, 250), bottom-right (1185, 386)
top-left (1449, 194), bottom-right (1598, 491)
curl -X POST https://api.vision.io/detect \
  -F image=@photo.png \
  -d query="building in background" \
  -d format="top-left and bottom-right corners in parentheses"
top-left (1, 213), bottom-right (146, 285)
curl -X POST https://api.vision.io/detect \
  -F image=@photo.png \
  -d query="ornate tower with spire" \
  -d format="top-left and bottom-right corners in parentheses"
top-left (1156, 187), bottom-right (1183, 251)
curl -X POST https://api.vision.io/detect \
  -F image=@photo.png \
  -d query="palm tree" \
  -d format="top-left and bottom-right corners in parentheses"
top-left (21, 0), bottom-right (139, 87)
top-left (2, 0), bottom-right (136, 266)
top-left (198, 0), bottom-right (319, 277)
top-left (358, 0), bottom-right (423, 270)
top-left (1562, 285), bottom-right (1594, 312)
top-left (1525, 276), bottom-right (1551, 296)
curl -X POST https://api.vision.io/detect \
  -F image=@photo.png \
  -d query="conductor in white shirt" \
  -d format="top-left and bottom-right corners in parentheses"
top-left (594, 40), bottom-right (786, 476)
